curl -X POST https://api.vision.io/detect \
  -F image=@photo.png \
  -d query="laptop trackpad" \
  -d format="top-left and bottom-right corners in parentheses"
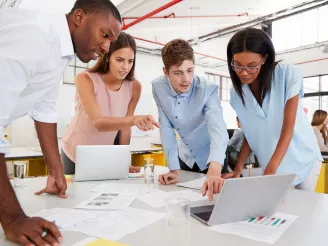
top-left (191, 205), bottom-right (215, 222)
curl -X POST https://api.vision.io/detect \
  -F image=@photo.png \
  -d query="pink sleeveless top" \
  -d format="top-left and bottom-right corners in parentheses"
top-left (62, 72), bottom-right (133, 162)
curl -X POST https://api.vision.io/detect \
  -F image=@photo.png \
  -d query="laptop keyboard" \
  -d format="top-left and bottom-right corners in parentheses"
top-left (193, 211), bottom-right (213, 222)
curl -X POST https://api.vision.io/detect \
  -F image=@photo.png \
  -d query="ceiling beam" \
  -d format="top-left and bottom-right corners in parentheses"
top-left (122, 0), bottom-right (183, 30)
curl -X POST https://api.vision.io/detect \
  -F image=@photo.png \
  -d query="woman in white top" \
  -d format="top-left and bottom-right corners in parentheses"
top-left (311, 110), bottom-right (328, 152)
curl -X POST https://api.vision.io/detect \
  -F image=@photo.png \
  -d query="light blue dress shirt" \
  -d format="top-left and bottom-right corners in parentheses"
top-left (230, 64), bottom-right (322, 185)
top-left (152, 75), bottom-right (228, 171)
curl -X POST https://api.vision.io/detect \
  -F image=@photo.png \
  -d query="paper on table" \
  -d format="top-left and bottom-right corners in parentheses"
top-left (33, 208), bottom-right (96, 229)
top-left (65, 208), bottom-right (165, 241)
top-left (32, 208), bottom-right (69, 219)
top-left (76, 192), bottom-right (138, 210)
top-left (138, 189), bottom-right (207, 207)
top-left (176, 176), bottom-right (206, 190)
top-left (91, 183), bottom-right (155, 195)
top-left (209, 213), bottom-right (299, 244)
top-left (127, 172), bottom-right (144, 180)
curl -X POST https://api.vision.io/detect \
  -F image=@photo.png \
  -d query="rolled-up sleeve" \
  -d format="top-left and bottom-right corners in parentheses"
top-left (29, 81), bottom-right (60, 123)
top-left (152, 84), bottom-right (180, 171)
top-left (285, 64), bottom-right (304, 101)
top-left (204, 88), bottom-right (229, 166)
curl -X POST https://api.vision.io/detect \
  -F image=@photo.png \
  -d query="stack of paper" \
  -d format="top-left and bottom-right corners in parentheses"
top-left (209, 213), bottom-right (299, 244)
top-left (76, 192), bottom-right (138, 210)
top-left (176, 176), bottom-right (206, 190)
top-left (65, 208), bottom-right (165, 241)
top-left (138, 190), bottom-right (207, 207)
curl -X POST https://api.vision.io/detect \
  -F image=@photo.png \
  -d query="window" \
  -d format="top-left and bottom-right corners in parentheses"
top-left (273, 6), bottom-right (328, 52)
top-left (302, 74), bottom-right (328, 121)
top-left (321, 95), bottom-right (328, 111)
top-left (205, 73), bottom-right (232, 102)
top-left (302, 96), bottom-right (320, 119)
top-left (320, 75), bottom-right (328, 91)
top-left (286, 14), bottom-right (302, 50)
top-left (272, 18), bottom-right (287, 52)
top-left (318, 6), bottom-right (328, 42)
top-left (301, 9), bottom-right (318, 46)
top-left (63, 58), bottom-right (97, 85)
top-left (304, 77), bottom-right (320, 93)
top-left (221, 77), bottom-right (231, 101)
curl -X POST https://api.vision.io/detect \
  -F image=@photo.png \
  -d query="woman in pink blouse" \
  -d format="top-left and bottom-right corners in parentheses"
top-left (61, 32), bottom-right (159, 174)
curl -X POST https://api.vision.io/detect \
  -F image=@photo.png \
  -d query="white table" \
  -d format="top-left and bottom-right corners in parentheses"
top-left (1, 171), bottom-right (328, 246)
top-left (5, 147), bottom-right (43, 160)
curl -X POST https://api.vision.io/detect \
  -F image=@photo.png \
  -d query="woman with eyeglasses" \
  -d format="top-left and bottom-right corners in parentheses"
top-left (221, 28), bottom-right (322, 192)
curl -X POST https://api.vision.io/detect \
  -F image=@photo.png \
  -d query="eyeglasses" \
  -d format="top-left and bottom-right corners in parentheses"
top-left (231, 58), bottom-right (264, 74)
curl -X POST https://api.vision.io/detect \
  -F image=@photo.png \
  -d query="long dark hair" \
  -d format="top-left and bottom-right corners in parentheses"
top-left (89, 32), bottom-right (136, 81)
top-left (312, 109), bottom-right (328, 144)
top-left (227, 28), bottom-right (277, 105)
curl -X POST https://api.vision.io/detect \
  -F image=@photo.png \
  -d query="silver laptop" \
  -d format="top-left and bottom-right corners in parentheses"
top-left (74, 145), bottom-right (130, 182)
top-left (191, 173), bottom-right (296, 226)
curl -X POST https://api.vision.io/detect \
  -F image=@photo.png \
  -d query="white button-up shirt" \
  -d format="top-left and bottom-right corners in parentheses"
top-left (0, 8), bottom-right (75, 154)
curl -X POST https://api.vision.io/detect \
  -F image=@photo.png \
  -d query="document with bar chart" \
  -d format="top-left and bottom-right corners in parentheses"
top-left (209, 213), bottom-right (299, 244)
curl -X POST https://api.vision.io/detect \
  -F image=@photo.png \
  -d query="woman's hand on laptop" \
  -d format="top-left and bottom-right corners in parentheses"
top-left (202, 162), bottom-right (225, 200)
top-left (221, 166), bottom-right (243, 179)
top-left (158, 170), bottom-right (179, 185)
top-left (133, 115), bottom-right (160, 131)
top-left (35, 173), bottom-right (67, 198)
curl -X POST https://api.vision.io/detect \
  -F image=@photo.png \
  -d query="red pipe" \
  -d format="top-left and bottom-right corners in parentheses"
top-left (133, 36), bottom-right (226, 62)
top-left (122, 0), bottom-right (183, 30)
top-left (295, 57), bottom-right (328, 65)
top-left (194, 52), bottom-right (226, 62)
top-left (123, 12), bottom-right (249, 21)
top-left (134, 36), bottom-right (166, 46)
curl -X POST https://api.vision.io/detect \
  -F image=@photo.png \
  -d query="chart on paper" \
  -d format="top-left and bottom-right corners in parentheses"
top-left (210, 213), bottom-right (299, 244)
top-left (247, 215), bottom-right (291, 227)
top-left (76, 192), bottom-right (138, 210)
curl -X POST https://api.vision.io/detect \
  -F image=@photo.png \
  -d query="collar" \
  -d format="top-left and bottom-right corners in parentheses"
top-left (53, 15), bottom-right (75, 58)
top-left (167, 76), bottom-right (195, 98)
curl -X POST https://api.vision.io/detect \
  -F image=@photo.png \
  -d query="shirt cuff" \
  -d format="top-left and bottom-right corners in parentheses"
top-left (164, 148), bottom-right (180, 171)
top-left (0, 126), bottom-right (9, 154)
top-left (207, 147), bottom-right (226, 166)
top-left (29, 106), bottom-right (57, 123)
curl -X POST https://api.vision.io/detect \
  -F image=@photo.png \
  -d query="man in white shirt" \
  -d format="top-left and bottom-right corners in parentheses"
top-left (0, 1), bottom-right (121, 245)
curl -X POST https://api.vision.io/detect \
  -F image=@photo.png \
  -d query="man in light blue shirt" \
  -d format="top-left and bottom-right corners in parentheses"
top-left (152, 39), bottom-right (229, 200)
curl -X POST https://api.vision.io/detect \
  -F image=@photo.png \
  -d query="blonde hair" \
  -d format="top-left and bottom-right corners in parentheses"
top-left (311, 109), bottom-right (328, 144)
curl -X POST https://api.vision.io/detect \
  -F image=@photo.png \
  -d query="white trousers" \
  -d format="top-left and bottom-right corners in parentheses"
top-left (295, 160), bottom-right (322, 192)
